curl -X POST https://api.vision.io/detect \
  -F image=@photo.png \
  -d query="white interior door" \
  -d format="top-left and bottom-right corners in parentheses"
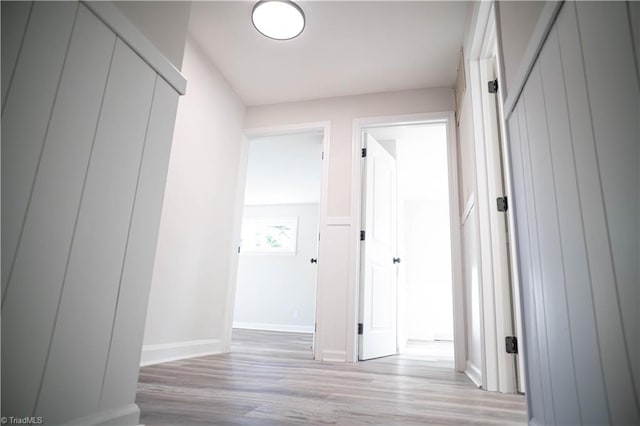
top-left (359, 133), bottom-right (398, 360)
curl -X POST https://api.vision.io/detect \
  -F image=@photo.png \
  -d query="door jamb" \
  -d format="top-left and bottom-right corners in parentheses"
top-left (351, 112), bottom-right (465, 372)
top-left (467, 1), bottom-right (521, 393)
top-left (222, 121), bottom-right (331, 362)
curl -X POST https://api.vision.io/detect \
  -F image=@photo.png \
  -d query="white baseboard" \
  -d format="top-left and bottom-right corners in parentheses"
top-left (233, 321), bottom-right (314, 334)
top-left (140, 338), bottom-right (223, 367)
top-left (320, 350), bottom-right (347, 363)
top-left (64, 403), bottom-right (139, 425)
top-left (465, 360), bottom-right (483, 388)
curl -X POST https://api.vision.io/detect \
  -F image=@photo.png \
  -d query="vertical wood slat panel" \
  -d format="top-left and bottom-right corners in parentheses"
top-left (1, 1), bottom-right (33, 108)
top-left (507, 106), bottom-right (545, 425)
top-left (100, 79), bottom-right (179, 411)
top-left (563, 3), bottom-right (639, 424)
top-left (523, 62), bottom-right (581, 426)
top-left (36, 39), bottom-right (156, 423)
top-left (517, 90), bottom-right (556, 426)
top-left (576, 5), bottom-right (640, 418)
top-left (632, 0), bottom-right (640, 397)
top-left (1, 1), bottom-right (78, 297)
top-left (0, 5), bottom-right (116, 417)
top-left (540, 18), bottom-right (609, 424)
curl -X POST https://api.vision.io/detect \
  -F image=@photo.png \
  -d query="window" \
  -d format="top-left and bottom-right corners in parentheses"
top-left (240, 216), bottom-right (298, 254)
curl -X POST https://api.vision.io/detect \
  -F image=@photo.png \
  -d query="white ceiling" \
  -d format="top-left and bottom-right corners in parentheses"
top-left (188, 1), bottom-right (470, 106)
top-left (244, 132), bottom-right (323, 205)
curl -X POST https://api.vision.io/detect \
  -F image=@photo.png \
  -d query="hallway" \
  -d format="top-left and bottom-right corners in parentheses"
top-left (136, 330), bottom-right (526, 425)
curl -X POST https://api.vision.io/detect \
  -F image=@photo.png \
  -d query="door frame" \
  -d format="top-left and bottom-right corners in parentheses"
top-left (222, 120), bottom-right (331, 361)
top-left (466, 0), bottom-right (522, 393)
top-left (351, 111), bottom-right (465, 371)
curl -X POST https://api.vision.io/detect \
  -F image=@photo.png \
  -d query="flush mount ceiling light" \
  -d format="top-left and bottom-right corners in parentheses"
top-left (252, 0), bottom-right (305, 40)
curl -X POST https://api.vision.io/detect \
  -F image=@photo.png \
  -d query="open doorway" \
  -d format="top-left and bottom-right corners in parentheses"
top-left (231, 130), bottom-right (324, 358)
top-left (356, 116), bottom-right (462, 370)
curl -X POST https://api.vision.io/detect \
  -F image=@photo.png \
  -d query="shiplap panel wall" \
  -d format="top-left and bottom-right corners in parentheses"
top-left (1, 2), bottom-right (181, 424)
top-left (507, 2), bottom-right (639, 424)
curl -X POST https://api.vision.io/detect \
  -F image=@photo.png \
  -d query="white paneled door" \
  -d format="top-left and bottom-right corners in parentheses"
top-left (359, 133), bottom-right (398, 360)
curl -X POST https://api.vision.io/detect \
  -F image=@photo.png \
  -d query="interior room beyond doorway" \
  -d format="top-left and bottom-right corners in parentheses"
top-left (364, 123), bottom-right (454, 367)
top-left (231, 130), bottom-right (323, 355)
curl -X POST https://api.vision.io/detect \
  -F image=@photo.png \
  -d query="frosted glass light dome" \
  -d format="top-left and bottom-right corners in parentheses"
top-left (252, 0), bottom-right (305, 40)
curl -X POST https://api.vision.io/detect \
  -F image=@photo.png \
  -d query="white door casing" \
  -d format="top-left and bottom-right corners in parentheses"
top-left (480, 55), bottom-right (518, 393)
top-left (359, 133), bottom-right (398, 360)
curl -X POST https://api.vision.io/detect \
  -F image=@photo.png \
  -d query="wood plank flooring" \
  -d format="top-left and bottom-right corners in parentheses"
top-left (136, 329), bottom-right (527, 425)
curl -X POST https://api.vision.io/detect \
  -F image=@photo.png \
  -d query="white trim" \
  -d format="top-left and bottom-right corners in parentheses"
top-left (233, 322), bottom-right (314, 334)
top-left (81, 1), bottom-right (187, 95)
top-left (351, 111), bottom-right (466, 372)
top-left (225, 121), bottom-right (331, 362)
top-left (140, 339), bottom-right (223, 366)
top-left (462, 193), bottom-right (476, 225)
top-left (244, 121), bottom-right (330, 138)
top-left (466, 1), bottom-right (522, 394)
top-left (319, 350), bottom-right (347, 363)
top-left (63, 403), bottom-right (140, 426)
top-left (465, 361), bottom-right (483, 388)
top-left (502, 1), bottom-right (564, 118)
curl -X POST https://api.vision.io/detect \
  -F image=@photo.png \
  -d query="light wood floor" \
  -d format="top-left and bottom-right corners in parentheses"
top-left (136, 329), bottom-right (527, 425)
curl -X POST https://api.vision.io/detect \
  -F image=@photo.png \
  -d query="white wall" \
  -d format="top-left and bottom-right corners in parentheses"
top-left (141, 36), bottom-right (245, 366)
top-left (506, 2), bottom-right (639, 424)
top-left (244, 133), bottom-right (323, 205)
top-left (245, 88), bottom-right (455, 362)
top-left (233, 204), bottom-right (319, 333)
top-left (114, 0), bottom-right (191, 70)
top-left (496, 1), bottom-right (546, 96)
top-left (402, 200), bottom-right (453, 341)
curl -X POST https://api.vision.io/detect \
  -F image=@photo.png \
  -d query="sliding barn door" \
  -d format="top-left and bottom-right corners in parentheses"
top-left (1, 2), bottom-right (183, 424)
top-left (507, 2), bottom-right (639, 425)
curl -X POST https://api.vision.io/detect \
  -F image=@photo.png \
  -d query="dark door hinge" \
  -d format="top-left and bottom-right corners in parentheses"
top-left (321, 151), bottom-right (324, 160)
top-left (358, 323), bottom-right (363, 335)
top-left (360, 230), bottom-right (365, 241)
top-left (488, 79), bottom-right (498, 94)
top-left (497, 196), bottom-right (508, 212)
top-left (362, 148), bottom-right (367, 158)
top-left (506, 336), bottom-right (518, 354)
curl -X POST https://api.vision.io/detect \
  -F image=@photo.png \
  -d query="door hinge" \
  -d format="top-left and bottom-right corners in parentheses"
top-left (237, 246), bottom-right (241, 253)
top-left (488, 79), bottom-right (498, 94)
top-left (497, 196), bottom-right (508, 212)
top-left (362, 148), bottom-right (367, 158)
top-left (360, 230), bottom-right (365, 241)
top-left (506, 336), bottom-right (518, 354)
top-left (358, 323), bottom-right (363, 335)
top-left (321, 151), bottom-right (324, 160)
